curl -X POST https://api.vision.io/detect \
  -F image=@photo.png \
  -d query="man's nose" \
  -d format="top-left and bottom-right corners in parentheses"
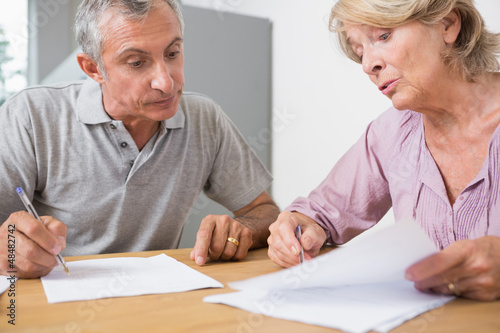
top-left (151, 63), bottom-right (174, 92)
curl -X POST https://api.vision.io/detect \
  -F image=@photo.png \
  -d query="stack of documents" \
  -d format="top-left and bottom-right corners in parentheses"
top-left (204, 221), bottom-right (455, 333)
top-left (41, 254), bottom-right (223, 303)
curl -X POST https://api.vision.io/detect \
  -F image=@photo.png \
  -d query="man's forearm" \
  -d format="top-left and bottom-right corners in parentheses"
top-left (234, 202), bottom-right (280, 249)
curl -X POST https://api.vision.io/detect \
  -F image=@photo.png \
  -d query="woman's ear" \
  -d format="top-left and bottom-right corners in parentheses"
top-left (442, 8), bottom-right (461, 46)
top-left (76, 53), bottom-right (106, 83)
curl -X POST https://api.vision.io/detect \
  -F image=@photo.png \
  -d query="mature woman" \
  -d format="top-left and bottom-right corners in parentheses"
top-left (268, 0), bottom-right (500, 301)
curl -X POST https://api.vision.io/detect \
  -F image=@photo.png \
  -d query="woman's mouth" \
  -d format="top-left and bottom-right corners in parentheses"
top-left (379, 79), bottom-right (399, 95)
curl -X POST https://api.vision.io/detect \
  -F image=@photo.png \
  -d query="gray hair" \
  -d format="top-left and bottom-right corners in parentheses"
top-left (74, 0), bottom-right (184, 79)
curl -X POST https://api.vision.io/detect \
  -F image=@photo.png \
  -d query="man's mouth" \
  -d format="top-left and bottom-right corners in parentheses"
top-left (151, 94), bottom-right (176, 105)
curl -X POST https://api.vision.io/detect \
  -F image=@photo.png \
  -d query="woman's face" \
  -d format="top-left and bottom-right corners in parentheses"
top-left (346, 20), bottom-right (453, 111)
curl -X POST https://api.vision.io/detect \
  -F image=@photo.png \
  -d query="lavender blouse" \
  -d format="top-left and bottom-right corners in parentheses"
top-left (287, 107), bottom-right (500, 249)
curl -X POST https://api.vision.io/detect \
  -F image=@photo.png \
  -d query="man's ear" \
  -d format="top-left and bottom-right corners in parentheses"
top-left (442, 8), bottom-right (461, 46)
top-left (77, 53), bottom-right (106, 83)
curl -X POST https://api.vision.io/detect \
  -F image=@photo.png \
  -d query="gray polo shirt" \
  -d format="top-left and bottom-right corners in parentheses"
top-left (0, 79), bottom-right (272, 255)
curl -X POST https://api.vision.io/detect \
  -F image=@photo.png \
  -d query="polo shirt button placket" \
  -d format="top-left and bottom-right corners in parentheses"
top-left (121, 142), bottom-right (128, 148)
top-left (110, 123), bottom-right (117, 129)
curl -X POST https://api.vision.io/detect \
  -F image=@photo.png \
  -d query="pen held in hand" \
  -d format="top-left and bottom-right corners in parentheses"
top-left (295, 225), bottom-right (305, 264)
top-left (16, 187), bottom-right (70, 274)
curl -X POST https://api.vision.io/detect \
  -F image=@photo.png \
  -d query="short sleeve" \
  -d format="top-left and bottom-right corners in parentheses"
top-left (203, 107), bottom-right (272, 212)
top-left (0, 92), bottom-right (39, 222)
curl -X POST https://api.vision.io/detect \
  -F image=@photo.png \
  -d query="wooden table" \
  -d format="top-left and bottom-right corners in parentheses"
top-left (1, 248), bottom-right (499, 332)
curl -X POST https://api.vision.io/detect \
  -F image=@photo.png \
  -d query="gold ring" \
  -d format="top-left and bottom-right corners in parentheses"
top-left (448, 282), bottom-right (460, 296)
top-left (227, 237), bottom-right (239, 247)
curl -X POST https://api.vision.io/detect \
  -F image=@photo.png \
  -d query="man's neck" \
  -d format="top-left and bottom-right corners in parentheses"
top-left (101, 90), bottom-right (162, 151)
top-left (123, 120), bottom-right (161, 151)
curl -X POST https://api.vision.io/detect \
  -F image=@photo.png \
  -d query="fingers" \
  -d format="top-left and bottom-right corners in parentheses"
top-left (267, 244), bottom-right (297, 268)
top-left (0, 212), bottom-right (67, 278)
top-left (267, 212), bottom-right (301, 264)
top-left (414, 275), bottom-right (497, 301)
top-left (8, 231), bottom-right (57, 278)
top-left (267, 226), bottom-right (298, 267)
top-left (267, 211), bottom-right (326, 268)
top-left (15, 212), bottom-right (65, 255)
top-left (405, 241), bottom-right (470, 296)
top-left (406, 237), bottom-right (500, 301)
top-left (454, 275), bottom-right (498, 301)
top-left (191, 216), bottom-right (216, 265)
top-left (221, 226), bottom-right (252, 261)
top-left (191, 214), bottom-right (253, 265)
top-left (405, 241), bottom-right (468, 282)
top-left (301, 225), bottom-right (326, 257)
top-left (209, 216), bottom-right (238, 261)
top-left (42, 216), bottom-right (68, 250)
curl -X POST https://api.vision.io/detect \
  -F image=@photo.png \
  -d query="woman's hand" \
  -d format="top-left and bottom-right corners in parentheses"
top-left (267, 211), bottom-right (327, 268)
top-left (405, 236), bottom-right (500, 301)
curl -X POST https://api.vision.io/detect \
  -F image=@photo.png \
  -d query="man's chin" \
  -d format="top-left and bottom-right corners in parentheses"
top-left (145, 105), bottom-right (179, 121)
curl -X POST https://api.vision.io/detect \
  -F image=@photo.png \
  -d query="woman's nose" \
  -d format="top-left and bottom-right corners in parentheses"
top-left (361, 48), bottom-right (384, 75)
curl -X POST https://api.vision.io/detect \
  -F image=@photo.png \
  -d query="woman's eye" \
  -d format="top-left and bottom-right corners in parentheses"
top-left (379, 32), bottom-right (391, 41)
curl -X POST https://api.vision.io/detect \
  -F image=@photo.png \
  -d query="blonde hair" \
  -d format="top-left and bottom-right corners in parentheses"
top-left (329, 0), bottom-right (500, 82)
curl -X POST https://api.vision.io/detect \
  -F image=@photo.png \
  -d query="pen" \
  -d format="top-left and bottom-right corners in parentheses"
top-left (16, 187), bottom-right (70, 274)
top-left (295, 225), bottom-right (305, 264)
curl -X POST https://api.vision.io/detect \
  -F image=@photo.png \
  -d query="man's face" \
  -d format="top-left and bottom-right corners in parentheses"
top-left (98, 3), bottom-right (184, 124)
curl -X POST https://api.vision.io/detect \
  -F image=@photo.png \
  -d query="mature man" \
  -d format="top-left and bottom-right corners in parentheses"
top-left (0, 0), bottom-right (279, 278)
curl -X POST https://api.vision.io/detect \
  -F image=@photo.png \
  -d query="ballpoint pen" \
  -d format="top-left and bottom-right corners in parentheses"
top-left (16, 187), bottom-right (70, 274)
top-left (295, 225), bottom-right (305, 264)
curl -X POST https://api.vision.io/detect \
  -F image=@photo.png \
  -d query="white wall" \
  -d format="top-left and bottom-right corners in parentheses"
top-left (185, 0), bottom-right (500, 234)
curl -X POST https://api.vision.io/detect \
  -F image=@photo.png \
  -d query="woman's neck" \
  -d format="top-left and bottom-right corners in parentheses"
top-left (419, 72), bottom-right (500, 136)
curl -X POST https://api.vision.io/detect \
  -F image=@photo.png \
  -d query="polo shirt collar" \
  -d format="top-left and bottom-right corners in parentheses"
top-left (76, 78), bottom-right (185, 130)
top-left (76, 79), bottom-right (111, 124)
top-left (164, 103), bottom-right (185, 129)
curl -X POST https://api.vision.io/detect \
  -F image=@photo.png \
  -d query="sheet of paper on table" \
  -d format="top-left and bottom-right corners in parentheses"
top-left (204, 220), bottom-right (455, 333)
top-left (0, 275), bottom-right (16, 295)
top-left (41, 254), bottom-right (223, 304)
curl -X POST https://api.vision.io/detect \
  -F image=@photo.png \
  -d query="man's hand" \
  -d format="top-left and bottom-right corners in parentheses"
top-left (190, 191), bottom-right (279, 265)
top-left (190, 214), bottom-right (253, 265)
top-left (267, 211), bottom-right (326, 268)
top-left (405, 236), bottom-right (500, 301)
top-left (0, 211), bottom-right (67, 278)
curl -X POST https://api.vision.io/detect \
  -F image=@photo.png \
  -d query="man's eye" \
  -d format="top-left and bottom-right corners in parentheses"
top-left (379, 33), bottom-right (391, 41)
top-left (168, 51), bottom-right (180, 58)
top-left (129, 61), bottom-right (142, 67)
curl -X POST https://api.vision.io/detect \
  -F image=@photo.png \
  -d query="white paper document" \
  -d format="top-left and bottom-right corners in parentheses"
top-left (41, 254), bottom-right (223, 303)
top-left (0, 275), bottom-right (16, 295)
top-left (204, 221), bottom-right (455, 333)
